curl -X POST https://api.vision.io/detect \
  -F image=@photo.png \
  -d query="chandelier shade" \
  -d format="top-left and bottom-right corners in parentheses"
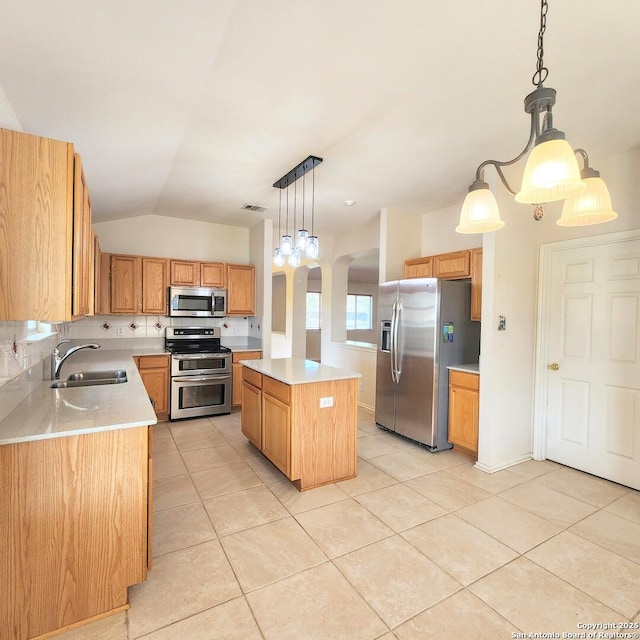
top-left (557, 174), bottom-right (618, 226)
top-left (456, 181), bottom-right (505, 234)
top-left (515, 137), bottom-right (586, 204)
top-left (456, 0), bottom-right (617, 233)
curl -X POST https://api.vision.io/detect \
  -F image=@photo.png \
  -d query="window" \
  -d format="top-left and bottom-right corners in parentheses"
top-left (306, 292), bottom-right (321, 330)
top-left (346, 294), bottom-right (373, 330)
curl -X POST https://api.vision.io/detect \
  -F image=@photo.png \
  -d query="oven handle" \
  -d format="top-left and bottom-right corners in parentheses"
top-left (172, 353), bottom-right (229, 360)
top-left (172, 375), bottom-right (231, 383)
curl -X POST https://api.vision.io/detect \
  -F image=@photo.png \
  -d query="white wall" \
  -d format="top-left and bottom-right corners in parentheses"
top-left (380, 207), bottom-right (422, 281)
top-left (94, 214), bottom-right (250, 263)
top-left (346, 281), bottom-right (377, 344)
top-left (421, 204), bottom-right (482, 255)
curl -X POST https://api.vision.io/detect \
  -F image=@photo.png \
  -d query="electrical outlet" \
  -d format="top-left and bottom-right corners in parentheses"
top-left (116, 327), bottom-right (125, 336)
top-left (359, 381), bottom-right (364, 392)
top-left (319, 396), bottom-right (334, 408)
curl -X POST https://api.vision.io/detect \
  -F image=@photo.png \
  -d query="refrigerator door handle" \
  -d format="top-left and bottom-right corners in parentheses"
top-left (394, 299), bottom-right (403, 383)
top-left (390, 299), bottom-right (397, 383)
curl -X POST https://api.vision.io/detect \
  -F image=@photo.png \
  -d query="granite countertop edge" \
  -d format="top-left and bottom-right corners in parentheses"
top-left (446, 363), bottom-right (480, 374)
top-left (239, 357), bottom-right (361, 385)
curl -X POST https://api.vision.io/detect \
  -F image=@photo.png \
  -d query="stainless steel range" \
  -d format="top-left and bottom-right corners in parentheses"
top-left (165, 327), bottom-right (232, 420)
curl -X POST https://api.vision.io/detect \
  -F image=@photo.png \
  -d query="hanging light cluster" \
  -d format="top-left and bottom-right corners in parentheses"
top-left (456, 0), bottom-right (618, 234)
top-left (273, 155), bottom-right (322, 266)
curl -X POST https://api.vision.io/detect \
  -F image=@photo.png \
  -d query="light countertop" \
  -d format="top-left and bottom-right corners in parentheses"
top-left (0, 349), bottom-right (158, 445)
top-left (447, 363), bottom-right (480, 374)
top-left (239, 358), bottom-right (361, 385)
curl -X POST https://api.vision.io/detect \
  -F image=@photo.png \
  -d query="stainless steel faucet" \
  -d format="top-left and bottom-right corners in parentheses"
top-left (51, 340), bottom-right (100, 379)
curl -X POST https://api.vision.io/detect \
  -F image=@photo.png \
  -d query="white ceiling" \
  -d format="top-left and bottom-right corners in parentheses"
top-left (1, 0), bottom-right (639, 240)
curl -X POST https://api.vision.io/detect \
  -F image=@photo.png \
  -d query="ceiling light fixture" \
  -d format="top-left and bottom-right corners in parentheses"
top-left (273, 155), bottom-right (323, 264)
top-left (456, 0), bottom-right (617, 234)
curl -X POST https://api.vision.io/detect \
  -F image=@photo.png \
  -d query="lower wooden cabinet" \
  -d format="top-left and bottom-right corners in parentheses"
top-left (241, 378), bottom-right (262, 449)
top-left (0, 427), bottom-right (151, 639)
top-left (232, 351), bottom-right (262, 406)
top-left (448, 369), bottom-right (480, 458)
top-left (135, 354), bottom-right (170, 420)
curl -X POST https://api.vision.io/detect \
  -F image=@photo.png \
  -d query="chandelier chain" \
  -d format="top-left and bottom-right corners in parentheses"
top-left (532, 0), bottom-right (549, 87)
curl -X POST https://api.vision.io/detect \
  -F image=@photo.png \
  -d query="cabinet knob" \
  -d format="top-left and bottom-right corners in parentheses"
top-left (547, 362), bottom-right (560, 371)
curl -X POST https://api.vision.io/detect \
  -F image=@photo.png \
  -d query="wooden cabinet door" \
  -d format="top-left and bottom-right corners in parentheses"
top-left (95, 250), bottom-right (111, 315)
top-left (111, 255), bottom-right (142, 314)
top-left (241, 381), bottom-right (262, 448)
top-left (232, 352), bottom-right (262, 406)
top-left (433, 250), bottom-right (471, 279)
top-left (404, 257), bottom-right (433, 279)
top-left (136, 355), bottom-right (170, 419)
top-left (470, 248), bottom-right (483, 321)
top-left (0, 129), bottom-right (77, 322)
top-left (170, 260), bottom-right (200, 286)
top-left (226, 264), bottom-right (255, 315)
top-left (448, 371), bottom-right (479, 457)
top-left (72, 154), bottom-right (93, 317)
top-left (262, 391), bottom-right (291, 476)
top-left (142, 257), bottom-right (168, 314)
top-left (200, 262), bottom-right (225, 287)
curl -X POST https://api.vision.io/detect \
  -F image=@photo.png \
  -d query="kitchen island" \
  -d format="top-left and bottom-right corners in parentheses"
top-left (0, 350), bottom-right (156, 640)
top-left (240, 358), bottom-right (360, 490)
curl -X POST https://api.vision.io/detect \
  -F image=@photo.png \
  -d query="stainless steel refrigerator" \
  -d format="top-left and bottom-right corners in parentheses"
top-left (375, 278), bottom-right (480, 451)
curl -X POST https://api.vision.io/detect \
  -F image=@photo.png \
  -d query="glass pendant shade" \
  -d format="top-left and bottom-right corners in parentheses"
top-left (288, 247), bottom-right (301, 267)
top-left (515, 138), bottom-right (586, 204)
top-left (456, 183), bottom-right (505, 234)
top-left (306, 235), bottom-right (319, 259)
top-left (557, 176), bottom-right (618, 226)
top-left (273, 247), bottom-right (285, 266)
top-left (280, 234), bottom-right (293, 255)
top-left (297, 229), bottom-right (309, 250)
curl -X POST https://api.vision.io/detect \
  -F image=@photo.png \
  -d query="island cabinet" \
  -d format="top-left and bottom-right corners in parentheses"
top-left (0, 128), bottom-right (94, 321)
top-left (0, 426), bottom-right (152, 640)
top-left (240, 360), bottom-right (359, 491)
top-left (448, 369), bottom-right (480, 458)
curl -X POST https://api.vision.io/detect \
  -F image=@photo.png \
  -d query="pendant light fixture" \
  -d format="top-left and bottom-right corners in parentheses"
top-left (456, 0), bottom-right (617, 233)
top-left (272, 155), bottom-right (323, 264)
top-left (305, 162), bottom-right (319, 259)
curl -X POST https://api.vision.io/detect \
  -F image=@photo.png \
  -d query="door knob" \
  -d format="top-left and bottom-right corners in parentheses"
top-left (548, 362), bottom-right (560, 371)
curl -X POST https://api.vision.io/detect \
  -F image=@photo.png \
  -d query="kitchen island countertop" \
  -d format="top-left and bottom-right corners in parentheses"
top-left (239, 357), bottom-right (361, 385)
top-left (0, 349), bottom-right (157, 445)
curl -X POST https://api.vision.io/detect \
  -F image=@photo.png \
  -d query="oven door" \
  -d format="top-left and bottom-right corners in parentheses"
top-left (170, 374), bottom-right (232, 420)
top-left (171, 353), bottom-right (231, 377)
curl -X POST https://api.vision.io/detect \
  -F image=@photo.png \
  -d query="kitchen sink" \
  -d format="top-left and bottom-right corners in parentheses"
top-left (50, 370), bottom-right (128, 389)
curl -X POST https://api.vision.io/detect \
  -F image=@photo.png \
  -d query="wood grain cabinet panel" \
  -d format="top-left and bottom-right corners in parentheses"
top-left (432, 250), bottom-right (471, 279)
top-left (110, 254), bottom-right (142, 314)
top-left (0, 127), bottom-right (95, 321)
top-left (241, 379), bottom-right (262, 449)
top-left (135, 355), bottom-right (170, 420)
top-left (470, 247), bottom-right (483, 321)
top-left (226, 263), bottom-right (255, 316)
top-left (0, 427), bottom-right (150, 639)
top-left (448, 370), bottom-right (480, 458)
top-left (170, 260), bottom-right (200, 286)
top-left (262, 391), bottom-right (292, 477)
top-left (200, 262), bottom-right (226, 287)
top-left (141, 257), bottom-right (169, 314)
top-left (232, 351), bottom-right (262, 406)
top-left (403, 257), bottom-right (433, 279)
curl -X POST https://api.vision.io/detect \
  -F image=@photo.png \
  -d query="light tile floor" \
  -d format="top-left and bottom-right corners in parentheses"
top-left (57, 408), bottom-right (640, 640)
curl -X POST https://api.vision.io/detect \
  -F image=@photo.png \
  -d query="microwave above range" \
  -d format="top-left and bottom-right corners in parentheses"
top-left (168, 286), bottom-right (227, 317)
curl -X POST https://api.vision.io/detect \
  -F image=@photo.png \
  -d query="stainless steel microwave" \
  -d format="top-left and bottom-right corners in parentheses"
top-left (168, 286), bottom-right (227, 317)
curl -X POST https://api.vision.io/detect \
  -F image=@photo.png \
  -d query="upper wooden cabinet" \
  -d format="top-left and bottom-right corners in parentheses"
top-left (470, 248), bottom-right (483, 321)
top-left (404, 257), bottom-right (433, 279)
top-left (0, 128), bottom-right (94, 321)
top-left (110, 254), bottom-right (169, 315)
top-left (433, 250), bottom-right (471, 279)
top-left (170, 260), bottom-right (225, 287)
top-left (404, 248), bottom-right (482, 321)
top-left (226, 263), bottom-right (256, 316)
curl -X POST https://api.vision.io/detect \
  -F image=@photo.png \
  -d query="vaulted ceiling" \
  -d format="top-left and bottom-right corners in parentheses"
top-left (1, 0), bottom-right (639, 239)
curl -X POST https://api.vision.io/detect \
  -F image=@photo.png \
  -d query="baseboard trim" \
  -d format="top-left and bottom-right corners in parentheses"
top-left (474, 453), bottom-right (532, 474)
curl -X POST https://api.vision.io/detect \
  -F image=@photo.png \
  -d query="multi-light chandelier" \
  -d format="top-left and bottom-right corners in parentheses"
top-left (273, 155), bottom-right (323, 266)
top-left (456, 0), bottom-right (618, 234)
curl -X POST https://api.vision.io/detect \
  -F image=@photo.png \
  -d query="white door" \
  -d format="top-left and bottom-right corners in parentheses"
top-left (540, 233), bottom-right (640, 490)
